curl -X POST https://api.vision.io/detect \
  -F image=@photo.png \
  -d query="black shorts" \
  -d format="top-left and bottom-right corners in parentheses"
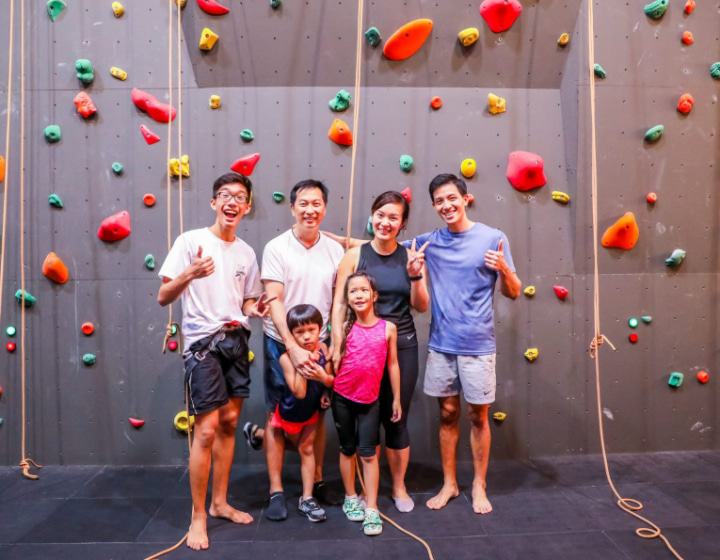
top-left (331, 392), bottom-right (380, 458)
top-left (184, 328), bottom-right (251, 416)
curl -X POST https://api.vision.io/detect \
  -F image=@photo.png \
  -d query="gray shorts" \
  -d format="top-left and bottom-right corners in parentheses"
top-left (423, 350), bottom-right (496, 405)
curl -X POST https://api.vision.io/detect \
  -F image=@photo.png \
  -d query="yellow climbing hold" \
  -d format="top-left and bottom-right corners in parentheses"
top-left (110, 67), bottom-right (127, 80)
top-left (458, 27), bottom-right (479, 47)
top-left (249, 350), bottom-right (255, 362)
top-left (493, 412), bottom-right (507, 421)
top-left (523, 286), bottom-right (535, 297)
top-left (199, 28), bottom-right (219, 51)
top-left (552, 191), bottom-right (570, 203)
top-left (180, 155), bottom-right (190, 177)
top-left (209, 95), bottom-right (221, 109)
top-left (524, 348), bottom-right (539, 362)
top-left (111, 2), bottom-right (124, 17)
top-left (488, 93), bottom-right (506, 115)
top-left (174, 411), bottom-right (195, 434)
top-left (558, 33), bottom-right (570, 46)
top-left (169, 155), bottom-right (190, 178)
top-left (461, 159), bottom-right (476, 178)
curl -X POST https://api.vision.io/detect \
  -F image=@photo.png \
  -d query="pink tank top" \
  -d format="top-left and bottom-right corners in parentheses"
top-left (334, 318), bottom-right (387, 404)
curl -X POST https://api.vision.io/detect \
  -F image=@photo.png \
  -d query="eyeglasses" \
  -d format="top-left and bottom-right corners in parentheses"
top-left (216, 191), bottom-right (249, 204)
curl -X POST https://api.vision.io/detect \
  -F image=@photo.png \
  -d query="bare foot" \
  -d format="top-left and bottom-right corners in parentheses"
top-left (187, 514), bottom-right (209, 551)
top-left (472, 481), bottom-right (493, 514)
top-left (209, 503), bottom-right (254, 524)
top-left (426, 484), bottom-right (459, 510)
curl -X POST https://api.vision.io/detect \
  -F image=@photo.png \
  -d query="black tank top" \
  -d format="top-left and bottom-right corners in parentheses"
top-left (279, 350), bottom-right (326, 423)
top-left (357, 242), bottom-right (417, 348)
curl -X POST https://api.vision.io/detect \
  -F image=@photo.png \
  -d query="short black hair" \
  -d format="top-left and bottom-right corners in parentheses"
top-left (428, 173), bottom-right (467, 202)
top-left (372, 191), bottom-right (410, 224)
top-left (213, 172), bottom-right (253, 199)
top-left (290, 179), bottom-right (329, 206)
top-left (287, 304), bottom-right (323, 332)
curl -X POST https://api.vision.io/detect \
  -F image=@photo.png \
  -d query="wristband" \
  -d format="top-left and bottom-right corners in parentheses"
top-left (409, 274), bottom-right (423, 282)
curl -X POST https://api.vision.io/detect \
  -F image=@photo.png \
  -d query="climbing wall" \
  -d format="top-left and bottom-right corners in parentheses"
top-left (0, 0), bottom-right (717, 467)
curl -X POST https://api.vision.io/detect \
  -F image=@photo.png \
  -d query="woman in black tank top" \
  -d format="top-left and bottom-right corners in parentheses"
top-left (331, 191), bottom-right (429, 512)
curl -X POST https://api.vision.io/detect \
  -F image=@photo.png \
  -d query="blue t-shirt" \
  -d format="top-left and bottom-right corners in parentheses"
top-left (404, 223), bottom-right (515, 356)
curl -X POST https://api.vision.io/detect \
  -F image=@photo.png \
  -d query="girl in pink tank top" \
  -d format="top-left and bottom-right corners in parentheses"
top-left (332, 272), bottom-right (401, 536)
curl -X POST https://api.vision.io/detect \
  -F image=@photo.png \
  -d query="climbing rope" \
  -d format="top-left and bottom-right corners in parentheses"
top-left (164, 0), bottom-right (175, 352)
top-left (586, 2), bottom-right (681, 558)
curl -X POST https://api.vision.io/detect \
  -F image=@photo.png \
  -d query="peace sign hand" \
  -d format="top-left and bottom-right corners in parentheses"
top-left (407, 238), bottom-right (429, 277)
top-left (247, 293), bottom-right (277, 318)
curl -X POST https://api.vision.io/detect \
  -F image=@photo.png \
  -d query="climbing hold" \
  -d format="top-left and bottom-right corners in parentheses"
top-left (400, 187), bottom-right (412, 203)
top-left (42, 252), bottom-right (69, 284)
top-left (684, 0), bottom-right (695, 14)
top-left (710, 63), bottom-right (720, 80)
top-left (6, 342), bottom-right (15, 352)
top-left (524, 348), bottom-right (538, 362)
top-left (642, 316), bottom-right (652, 324)
top-left (552, 191), bottom-right (570, 204)
top-left (272, 192), bottom-right (285, 203)
top-left (145, 254), bottom-right (156, 270)
top-left (466, 194), bottom-right (475, 205)
top-left (143, 193), bottom-right (156, 207)
top-left (132, 88), bottom-right (177, 123)
top-left (209, 95), bottom-right (221, 109)
top-left (594, 64), bottom-right (606, 79)
top-left (82, 353), bottom-right (96, 366)
top-left (49, 194), bottom-right (63, 208)
top-left (75, 59), bottom-right (94, 84)
top-left (677, 93), bottom-right (694, 113)
top-left (199, 28), bottom-right (219, 51)
top-left (248, 350), bottom-right (255, 362)
top-left (523, 286), bottom-right (535, 297)
top-left (628, 318), bottom-right (638, 328)
top-left (111, 2), bottom-right (124, 17)
top-left (460, 159), bottom-right (476, 178)
top-left (73, 90), bottom-right (97, 117)
top-left (458, 28), bottom-right (479, 47)
top-left (430, 97), bottom-right (442, 110)
top-left (399, 155), bottom-right (414, 173)
top-left (479, 0), bottom-right (522, 33)
top-left (112, 162), bottom-right (123, 174)
top-left (506, 151), bottom-right (546, 191)
top-left (329, 90), bottom-right (351, 112)
top-left (697, 371), bottom-right (709, 383)
top-left (197, 0), bottom-right (229, 15)
top-left (270, 0), bottom-right (282, 8)
top-left (230, 153), bottom-right (261, 176)
top-left (328, 119), bottom-right (353, 146)
top-left (81, 322), bottom-right (94, 335)
top-left (110, 67), bottom-right (127, 81)
top-left (97, 210), bottom-right (132, 242)
top-left (6, 326), bottom-right (16, 336)
top-left (44, 125), bottom-right (62, 143)
top-left (558, 33), bottom-right (570, 46)
top-left (169, 155), bottom-right (190, 178)
top-left (168, 340), bottom-right (178, 351)
top-left (492, 412), bottom-right (507, 421)
top-left (15, 290), bottom-right (36, 308)
top-left (601, 212), bottom-right (639, 250)
top-left (668, 372), bottom-right (684, 387)
top-left (0, 156), bottom-right (5, 183)
top-left (383, 19), bottom-right (433, 61)
top-left (46, 0), bottom-right (67, 21)
top-left (488, 93), bottom-right (506, 115)
top-left (365, 26), bottom-right (381, 47)
top-left (171, 325), bottom-right (178, 335)
top-left (553, 286), bottom-right (569, 300)
top-left (128, 418), bottom-right (145, 429)
top-left (644, 125), bottom-right (664, 142)
top-left (647, 192), bottom-right (658, 204)
top-left (366, 216), bottom-right (374, 236)
top-left (175, 0), bottom-right (187, 7)
top-left (665, 248), bottom-right (686, 267)
top-left (174, 411), bottom-right (195, 433)
top-left (240, 129), bottom-right (254, 142)
top-left (682, 31), bottom-right (694, 45)
top-left (629, 333), bottom-right (639, 343)
top-left (644, 0), bottom-right (668, 19)
top-left (140, 124), bottom-right (161, 145)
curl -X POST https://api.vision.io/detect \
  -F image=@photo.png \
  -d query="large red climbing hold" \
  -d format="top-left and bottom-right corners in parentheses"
top-left (132, 88), bottom-right (177, 123)
top-left (129, 418), bottom-right (145, 429)
top-left (400, 187), bottom-right (412, 203)
top-left (230, 153), bottom-right (261, 176)
top-left (197, 0), bottom-right (229, 15)
top-left (506, 151), bottom-right (546, 191)
top-left (73, 91), bottom-right (97, 118)
top-left (98, 211), bottom-right (132, 242)
top-left (140, 125), bottom-right (161, 145)
top-left (383, 19), bottom-right (434, 61)
top-left (601, 212), bottom-right (639, 250)
top-left (553, 286), bottom-right (569, 300)
top-left (480, 0), bottom-right (522, 33)
top-left (42, 252), bottom-right (69, 284)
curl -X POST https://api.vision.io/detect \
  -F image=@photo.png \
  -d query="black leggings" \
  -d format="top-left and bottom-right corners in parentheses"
top-left (331, 393), bottom-right (380, 458)
top-left (379, 344), bottom-right (419, 450)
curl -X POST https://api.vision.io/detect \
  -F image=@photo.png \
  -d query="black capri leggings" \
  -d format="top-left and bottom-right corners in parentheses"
top-left (331, 392), bottom-right (380, 458)
top-left (379, 344), bottom-right (419, 450)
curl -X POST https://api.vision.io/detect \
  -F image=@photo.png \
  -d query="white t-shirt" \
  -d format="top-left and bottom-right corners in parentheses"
top-left (158, 227), bottom-right (263, 349)
top-left (262, 229), bottom-right (344, 342)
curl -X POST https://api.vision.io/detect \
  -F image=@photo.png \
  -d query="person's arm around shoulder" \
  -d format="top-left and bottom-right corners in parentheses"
top-left (385, 321), bottom-right (402, 423)
top-left (484, 238), bottom-right (522, 300)
top-left (158, 245), bottom-right (214, 306)
top-left (304, 342), bottom-right (335, 388)
top-left (330, 247), bottom-right (360, 371)
top-left (280, 353), bottom-right (306, 399)
top-left (322, 231), bottom-right (368, 250)
top-left (405, 239), bottom-right (430, 313)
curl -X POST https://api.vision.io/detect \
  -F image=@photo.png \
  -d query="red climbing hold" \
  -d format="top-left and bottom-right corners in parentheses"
top-left (467, 194), bottom-right (475, 205)
top-left (400, 187), bottom-right (412, 203)
top-left (98, 210), bottom-right (132, 242)
top-left (553, 286), bottom-right (569, 300)
top-left (682, 31), bottom-right (694, 45)
top-left (129, 418), bottom-right (145, 429)
top-left (73, 91), bottom-right (97, 118)
top-left (507, 151), bottom-right (547, 191)
top-left (168, 340), bottom-right (178, 351)
top-left (6, 342), bottom-right (16, 352)
top-left (143, 193), bottom-right (156, 207)
top-left (140, 124), bottom-right (161, 145)
top-left (629, 333), bottom-right (639, 343)
top-left (697, 370), bottom-right (709, 383)
top-left (677, 93), bottom-right (694, 114)
top-left (430, 97), bottom-right (442, 110)
top-left (82, 322), bottom-right (95, 335)
top-left (197, 0), bottom-right (229, 15)
top-left (684, 0), bottom-right (695, 14)
top-left (230, 153), bottom-right (261, 176)
top-left (479, 0), bottom-right (522, 33)
top-left (132, 88), bottom-right (177, 123)
top-left (647, 192), bottom-right (658, 203)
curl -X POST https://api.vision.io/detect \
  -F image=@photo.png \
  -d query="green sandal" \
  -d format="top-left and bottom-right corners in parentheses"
top-left (342, 496), bottom-right (365, 522)
top-left (363, 508), bottom-right (383, 536)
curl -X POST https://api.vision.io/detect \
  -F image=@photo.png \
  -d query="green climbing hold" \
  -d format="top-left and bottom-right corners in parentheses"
top-left (644, 0), bottom-right (668, 19)
top-left (112, 162), bottom-right (123, 174)
top-left (171, 324), bottom-right (178, 335)
top-left (270, 0), bottom-right (281, 8)
top-left (366, 215), bottom-right (374, 235)
top-left (82, 353), bottom-right (96, 366)
top-left (49, 194), bottom-right (63, 208)
top-left (641, 316), bottom-right (652, 324)
top-left (365, 27), bottom-right (381, 47)
top-left (14, 290), bottom-right (36, 308)
top-left (0, 418), bottom-right (3, 426)
top-left (75, 59), bottom-right (94, 84)
top-left (46, 0), bottom-right (67, 21)
top-left (644, 125), bottom-right (664, 142)
top-left (329, 90), bottom-right (351, 112)
top-left (628, 318), bottom-right (638, 328)
top-left (665, 248), bottom-right (686, 267)
top-left (145, 254), bottom-right (156, 270)
top-left (593, 64), bottom-right (606, 79)
top-left (668, 372), bottom-right (683, 387)
top-left (272, 192), bottom-right (285, 203)
top-left (6, 326), bottom-right (16, 336)
top-left (710, 63), bottom-right (720, 80)
top-left (399, 155), bottom-right (414, 173)
top-left (240, 129), bottom-right (254, 142)
top-left (44, 125), bottom-right (62, 143)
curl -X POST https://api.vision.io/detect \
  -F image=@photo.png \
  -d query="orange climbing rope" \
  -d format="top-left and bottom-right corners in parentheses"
top-left (586, 2), bottom-right (681, 558)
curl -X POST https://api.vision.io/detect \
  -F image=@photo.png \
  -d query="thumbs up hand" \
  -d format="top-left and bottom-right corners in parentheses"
top-left (484, 238), bottom-right (508, 272)
top-left (188, 245), bottom-right (215, 279)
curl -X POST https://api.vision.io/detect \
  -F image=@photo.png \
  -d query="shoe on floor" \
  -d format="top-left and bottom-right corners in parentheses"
top-left (242, 421), bottom-right (262, 450)
top-left (266, 491), bottom-right (287, 521)
top-left (342, 496), bottom-right (365, 522)
top-left (298, 497), bottom-right (327, 523)
top-left (313, 481), bottom-right (343, 506)
top-left (363, 508), bottom-right (383, 536)
top-left (393, 496), bottom-right (415, 513)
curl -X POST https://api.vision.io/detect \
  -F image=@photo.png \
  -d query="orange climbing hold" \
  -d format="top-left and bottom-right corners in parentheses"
top-left (480, 0), bottom-right (522, 33)
top-left (328, 119), bottom-right (353, 146)
top-left (42, 252), bottom-right (69, 284)
top-left (682, 31), bottom-right (694, 45)
top-left (98, 210), bottom-right (132, 242)
top-left (129, 418), bottom-right (145, 429)
top-left (684, 0), bottom-right (695, 14)
top-left (143, 193), bottom-right (156, 207)
top-left (73, 91), bottom-right (97, 118)
top-left (506, 151), bottom-right (547, 191)
top-left (230, 153), bottom-right (261, 176)
top-left (647, 192), bottom-right (658, 204)
top-left (697, 370), bottom-right (709, 383)
top-left (430, 96), bottom-right (442, 109)
top-left (677, 93), bottom-right (694, 113)
top-left (0, 155), bottom-right (4, 183)
top-left (601, 212), bottom-right (639, 250)
top-left (383, 19), bottom-right (433, 61)
top-left (81, 322), bottom-right (95, 335)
